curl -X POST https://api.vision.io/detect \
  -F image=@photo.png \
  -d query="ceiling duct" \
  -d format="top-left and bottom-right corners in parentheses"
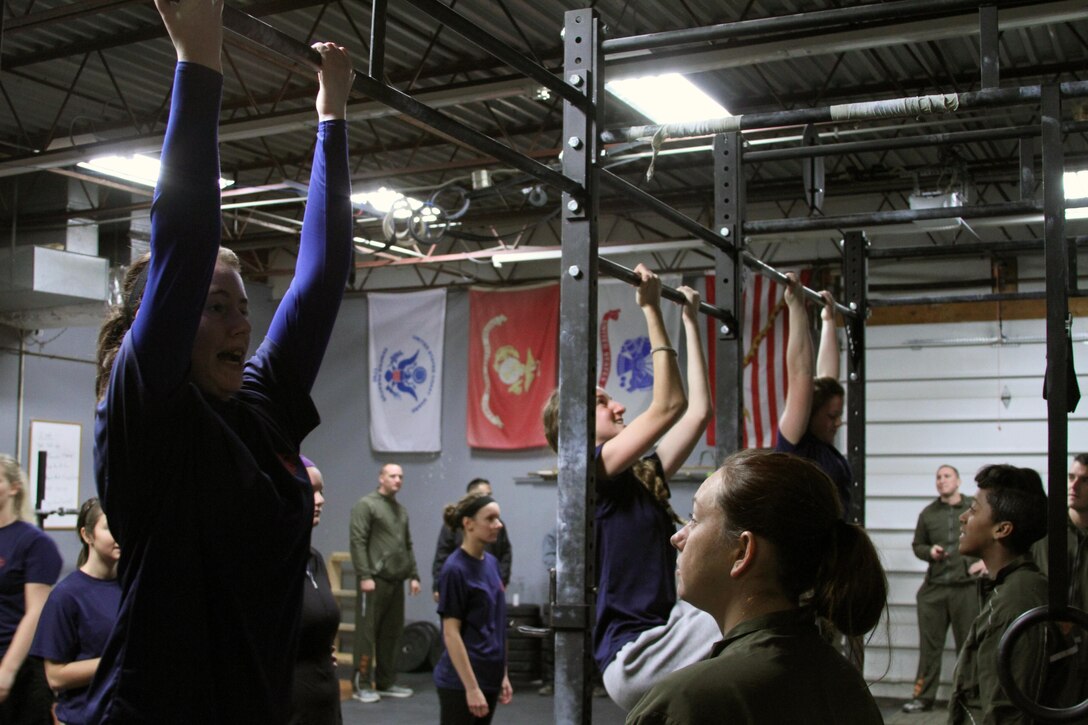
top-left (0, 246), bottom-right (110, 329)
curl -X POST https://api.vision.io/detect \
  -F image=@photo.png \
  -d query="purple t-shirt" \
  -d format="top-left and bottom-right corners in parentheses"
top-left (0, 520), bottom-right (62, 655)
top-left (434, 548), bottom-right (507, 692)
top-left (594, 447), bottom-right (677, 671)
top-left (774, 430), bottom-right (853, 516)
top-left (30, 570), bottom-right (120, 725)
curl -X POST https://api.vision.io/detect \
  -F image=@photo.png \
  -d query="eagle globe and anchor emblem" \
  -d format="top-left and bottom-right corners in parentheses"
top-left (479, 315), bottom-right (539, 429)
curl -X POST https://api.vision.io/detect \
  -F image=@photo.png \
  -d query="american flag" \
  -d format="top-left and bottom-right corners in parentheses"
top-left (705, 270), bottom-right (810, 449)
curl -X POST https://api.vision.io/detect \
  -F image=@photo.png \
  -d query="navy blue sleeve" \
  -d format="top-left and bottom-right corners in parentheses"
top-left (30, 581), bottom-right (77, 662)
top-left (263, 120), bottom-right (352, 392)
top-left (437, 558), bottom-right (468, 620)
top-left (128, 63), bottom-right (225, 401)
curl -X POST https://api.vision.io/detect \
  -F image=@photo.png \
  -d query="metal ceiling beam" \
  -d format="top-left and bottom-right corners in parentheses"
top-left (0, 76), bottom-right (540, 178)
top-left (0, 1), bottom-right (1081, 184)
top-left (604, 0), bottom-right (1086, 81)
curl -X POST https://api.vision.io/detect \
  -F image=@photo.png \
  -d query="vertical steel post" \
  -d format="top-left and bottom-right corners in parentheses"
top-left (979, 5), bottom-right (999, 89)
top-left (713, 133), bottom-right (744, 464)
top-left (369, 0), bottom-right (387, 80)
top-left (842, 231), bottom-right (867, 526)
top-left (1041, 84), bottom-right (1070, 612)
top-left (555, 9), bottom-right (601, 724)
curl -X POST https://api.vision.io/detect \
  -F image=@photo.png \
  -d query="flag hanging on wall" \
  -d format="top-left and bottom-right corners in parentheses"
top-left (467, 284), bottom-right (559, 449)
top-left (596, 275), bottom-right (683, 419)
top-left (368, 288), bottom-right (446, 452)
top-left (705, 269), bottom-right (810, 449)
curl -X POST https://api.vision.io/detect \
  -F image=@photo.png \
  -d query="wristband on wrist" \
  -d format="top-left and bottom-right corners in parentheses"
top-left (650, 346), bottom-right (677, 355)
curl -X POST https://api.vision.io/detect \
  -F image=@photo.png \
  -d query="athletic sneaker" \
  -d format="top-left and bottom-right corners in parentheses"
top-left (353, 689), bottom-right (381, 704)
top-left (377, 685), bottom-right (414, 698)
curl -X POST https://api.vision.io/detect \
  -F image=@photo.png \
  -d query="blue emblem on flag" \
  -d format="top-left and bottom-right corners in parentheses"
top-left (616, 335), bottom-right (653, 392)
top-left (373, 335), bottom-right (437, 413)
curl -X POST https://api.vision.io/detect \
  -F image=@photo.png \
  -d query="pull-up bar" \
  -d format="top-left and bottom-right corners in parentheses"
top-left (220, 6), bottom-right (583, 197)
top-left (597, 258), bottom-right (737, 334)
top-left (598, 170), bottom-right (856, 319)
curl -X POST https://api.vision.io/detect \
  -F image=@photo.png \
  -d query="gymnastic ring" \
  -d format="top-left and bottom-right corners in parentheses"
top-left (409, 204), bottom-right (448, 244)
top-left (381, 197), bottom-right (416, 242)
top-left (429, 184), bottom-right (470, 221)
top-left (996, 604), bottom-right (1088, 723)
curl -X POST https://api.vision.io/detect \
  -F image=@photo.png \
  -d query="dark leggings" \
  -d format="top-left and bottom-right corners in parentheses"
top-left (437, 687), bottom-right (499, 725)
top-left (0, 657), bottom-right (53, 725)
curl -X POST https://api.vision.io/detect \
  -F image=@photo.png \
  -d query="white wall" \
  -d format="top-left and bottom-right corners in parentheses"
top-left (860, 317), bottom-right (1087, 699)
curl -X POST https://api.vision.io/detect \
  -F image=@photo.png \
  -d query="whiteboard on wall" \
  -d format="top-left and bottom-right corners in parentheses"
top-left (28, 420), bottom-right (82, 529)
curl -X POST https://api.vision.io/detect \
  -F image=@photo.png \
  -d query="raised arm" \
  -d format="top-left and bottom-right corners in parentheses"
top-left (263, 43), bottom-right (354, 390)
top-left (816, 290), bottom-right (840, 380)
top-left (777, 273), bottom-right (814, 446)
top-left (656, 286), bottom-right (712, 478)
top-left (598, 265), bottom-right (687, 478)
top-left (129, 0), bottom-right (225, 400)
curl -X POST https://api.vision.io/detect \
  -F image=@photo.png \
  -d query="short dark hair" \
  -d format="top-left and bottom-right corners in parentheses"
top-left (1073, 453), bottom-right (1088, 468)
top-left (467, 478), bottom-right (490, 493)
top-left (975, 464), bottom-right (1047, 554)
top-left (811, 377), bottom-right (844, 415)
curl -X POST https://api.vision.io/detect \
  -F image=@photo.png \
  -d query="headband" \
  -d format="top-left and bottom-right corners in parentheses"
top-left (460, 495), bottom-right (496, 521)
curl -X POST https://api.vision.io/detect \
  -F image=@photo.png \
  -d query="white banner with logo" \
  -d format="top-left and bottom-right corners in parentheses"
top-left (595, 275), bottom-right (682, 419)
top-left (368, 288), bottom-right (446, 452)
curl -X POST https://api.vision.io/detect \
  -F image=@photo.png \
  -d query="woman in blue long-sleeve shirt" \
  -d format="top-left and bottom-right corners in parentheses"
top-left (87, 1), bottom-right (354, 722)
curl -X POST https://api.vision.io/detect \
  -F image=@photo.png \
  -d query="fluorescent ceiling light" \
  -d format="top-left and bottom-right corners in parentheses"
top-left (606, 73), bottom-right (730, 125)
top-left (1066, 170), bottom-right (1088, 200)
top-left (1063, 171), bottom-right (1088, 220)
top-left (77, 154), bottom-right (234, 189)
top-left (351, 186), bottom-right (427, 217)
top-left (491, 239), bottom-right (705, 268)
top-left (353, 236), bottom-right (425, 258)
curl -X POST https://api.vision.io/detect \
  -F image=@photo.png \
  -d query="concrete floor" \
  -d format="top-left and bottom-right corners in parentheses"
top-left (339, 671), bottom-right (627, 724)
top-left (337, 671), bottom-right (929, 724)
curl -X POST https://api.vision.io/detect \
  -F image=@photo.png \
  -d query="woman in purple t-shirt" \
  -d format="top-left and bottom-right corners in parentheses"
top-left (776, 273), bottom-right (852, 514)
top-left (0, 454), bottom-right (63, 725)
top-left (542, 264), bottom-right (719, 711)
top-left (434, 492), bottom-right (512, 724)
top-left (30, 498), bottom-right (120, 725)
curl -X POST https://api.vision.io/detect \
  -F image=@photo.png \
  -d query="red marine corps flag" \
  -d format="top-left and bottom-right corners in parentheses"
top-left (467, 284), bottom-right (559, 449)
top-left (704, 269), bottom-right (810, 449)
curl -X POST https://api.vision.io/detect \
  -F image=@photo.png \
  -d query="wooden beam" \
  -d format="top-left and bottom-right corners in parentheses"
top-left (869, 297), bottom-right (1088, 325)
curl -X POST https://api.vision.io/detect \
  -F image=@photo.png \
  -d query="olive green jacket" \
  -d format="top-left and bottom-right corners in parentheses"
top-left (949, 556), bottom-right (1049, 725)
top-left (913, 496), bottom-right (978, 585)
top-left (1031, 517), bottom-right (1088, 612)
top-left (627, 608), bottom-right (882, 725)
top-left (349, 490), bottom-right (419, 582)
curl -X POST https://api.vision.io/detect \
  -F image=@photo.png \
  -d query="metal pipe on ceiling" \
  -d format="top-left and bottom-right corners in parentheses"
top-left (601, 0), bottom-right (1036, 54)
top-left (742, 198), bottom-right (1088, 235)
top-left (604, 81), bottom-right (1088, 143)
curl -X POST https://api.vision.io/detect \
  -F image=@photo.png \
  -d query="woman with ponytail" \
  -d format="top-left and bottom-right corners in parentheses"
top-left (541, 264), bottom-right (719, 711)
top-left (30, 498), bottom-right (120, 725)
top-left (627, 450), bottom-right (887, 724)
top-left (433, 492), bottom-right (512, 724)
top-left (87, 1), bottom-right (355, 720)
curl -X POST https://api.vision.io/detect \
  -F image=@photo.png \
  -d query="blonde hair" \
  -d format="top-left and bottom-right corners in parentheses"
top-left (0, 454), bottom-right (28, 520)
